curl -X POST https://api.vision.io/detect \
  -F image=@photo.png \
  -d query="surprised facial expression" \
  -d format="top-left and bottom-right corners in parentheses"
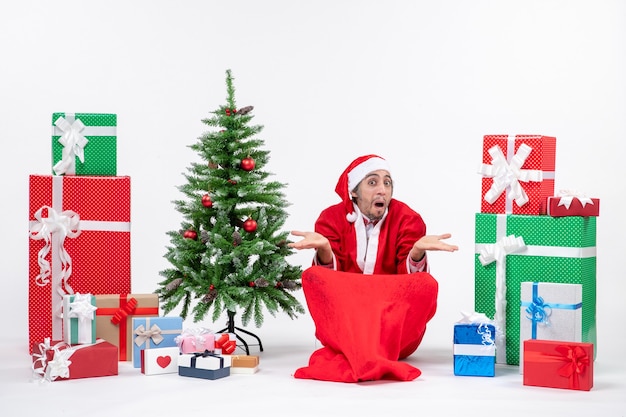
top-left (351, 170), bottom-right (393, 221)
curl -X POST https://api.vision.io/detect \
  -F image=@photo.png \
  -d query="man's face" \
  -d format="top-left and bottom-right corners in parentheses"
top-left (351, 169), bottom-right (393, 221)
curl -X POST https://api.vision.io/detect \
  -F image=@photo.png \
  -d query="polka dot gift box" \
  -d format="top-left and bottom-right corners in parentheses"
top-left (28, 174), bottom-right (131, 352)
top-left (478, 134), bottom-right (556, 215)
top-left (51, 112), bottom-right (117, 176)
top-left (474, 213), bottom-right (596, 366)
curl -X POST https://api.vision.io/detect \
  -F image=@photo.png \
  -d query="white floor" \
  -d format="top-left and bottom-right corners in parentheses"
top-left (2, 333), bottom-right (624, 417)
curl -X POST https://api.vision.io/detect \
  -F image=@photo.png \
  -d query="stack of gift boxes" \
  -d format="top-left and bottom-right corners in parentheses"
top-left (28, 112), bottom-right (259, 382)
top-left (453, 134), bottom-right (598, 391)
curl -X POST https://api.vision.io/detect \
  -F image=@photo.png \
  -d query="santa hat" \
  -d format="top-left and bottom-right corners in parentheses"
top-left (334, 154), bottom-right (392, 223)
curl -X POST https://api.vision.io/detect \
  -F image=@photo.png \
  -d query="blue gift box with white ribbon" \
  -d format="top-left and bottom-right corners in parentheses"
top-left (519, 281), bottom-right (582, 373)
top-left (453, 323), bottom-right (496, 377)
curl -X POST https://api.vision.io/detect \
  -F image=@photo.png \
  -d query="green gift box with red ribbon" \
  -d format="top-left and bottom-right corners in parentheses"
top-left (28, 175), bottom-right (131, 352)
top-left (95, 294), bottom-right (159, 361)
top-left (474, 213), bottom-right (596, 366)
top-left (51, 112), bottom-right (117, 176)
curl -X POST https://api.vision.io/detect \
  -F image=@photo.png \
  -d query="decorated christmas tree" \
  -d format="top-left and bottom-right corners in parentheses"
top-left (156, 70), bottom-right (304, 342)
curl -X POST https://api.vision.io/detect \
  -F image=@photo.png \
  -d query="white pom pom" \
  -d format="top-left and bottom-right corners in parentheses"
top-left (346, 212), bottom-right (358, 223)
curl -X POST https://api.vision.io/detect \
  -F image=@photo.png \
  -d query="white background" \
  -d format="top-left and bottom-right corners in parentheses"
top-left (1, 1), bottom-right (625, 415)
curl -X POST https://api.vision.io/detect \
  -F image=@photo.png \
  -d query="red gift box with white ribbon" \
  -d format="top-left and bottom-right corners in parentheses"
top-left (546, 190), bottom-right (600, 217)
top-left (31, 338), bottom-right (118, 382)
top-left (28, 175), bottom-right (131, 352)
top-left (478, 134), bottom-right (556, 215)
top-left (214, 333), bottom-right (237, 354)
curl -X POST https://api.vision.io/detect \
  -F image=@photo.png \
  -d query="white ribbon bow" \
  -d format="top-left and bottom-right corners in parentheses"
top-left (175, 327), bottom-right (213, 349)
top-left (32, 338), bottom-right (104, 382)
top-left (32, 338), bottom-right (72, 382)
top-left (45, 348), bottom-right (73, 380)
top-left (557, 189), bottom-right (594, 209)
top-left (68, 293), bottom-right (97, 322)
top-left (32, 338), bottom-right (53, 379)
top-left (478, 235), bottom-right (526, 267)
top-left (478, 144), bottom-right (543, 208)
top-left (134, 324), bottom-right (164, 346)
top-left (457, 311), bottom-right (493, 325)
top-left (478, 235), bottom-right (526, 363)
top-left (457, 312), bottom-right (499, 347)
top-left (53, 116), bottom-right (89, 175)
top-left (29, 206), bottom-right (81, 290)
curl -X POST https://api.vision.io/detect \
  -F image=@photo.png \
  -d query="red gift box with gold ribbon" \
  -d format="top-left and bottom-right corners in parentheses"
top-left (95, 294), bottom-right (159, 361)
top-left (523, 339), bottom-right (593, 391)
top-left (478, 135), bottom-right (556, 215)
top-left (28, 175), bottom-right (131, 352)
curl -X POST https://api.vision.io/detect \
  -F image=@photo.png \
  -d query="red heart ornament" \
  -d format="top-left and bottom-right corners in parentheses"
top-left (157, 355), bottom-right (172, 368)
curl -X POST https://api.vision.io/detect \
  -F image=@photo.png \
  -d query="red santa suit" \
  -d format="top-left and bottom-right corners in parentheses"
top-left (294, 155), bottom-right (439, 383)
top-left (314, 198), bottom-right (427, 274)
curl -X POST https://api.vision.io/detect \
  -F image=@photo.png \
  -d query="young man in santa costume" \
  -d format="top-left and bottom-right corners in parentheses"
top-left (289, 154), bottom-right (458, 382)
top-left (289, 154), bottom-right (458, 273)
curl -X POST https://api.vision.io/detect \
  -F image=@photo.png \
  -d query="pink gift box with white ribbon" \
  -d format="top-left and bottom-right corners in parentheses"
top-left (175, 328), bottom-right (216, 353)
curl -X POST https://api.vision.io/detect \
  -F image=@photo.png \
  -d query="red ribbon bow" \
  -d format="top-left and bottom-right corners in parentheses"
top-left (111, 297), bottom-right (138, 325)
top-left (555, 345), bottom-right (590, 389)
top-left (215, 333), bottom-right (237, 354)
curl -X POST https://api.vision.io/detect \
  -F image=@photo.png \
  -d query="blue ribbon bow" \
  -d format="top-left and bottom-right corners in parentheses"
top-left (521, 282), bottom-right (582, 339)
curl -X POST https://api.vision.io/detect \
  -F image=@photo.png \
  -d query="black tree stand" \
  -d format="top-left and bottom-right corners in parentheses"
top-left (216, 310), bottom-right (264, 355)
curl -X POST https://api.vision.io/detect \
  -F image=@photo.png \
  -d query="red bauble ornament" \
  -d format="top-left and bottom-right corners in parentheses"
top-left (183, 229), bottom-right (197, 240)
top-left (242, 218), bottom-right (257, 233)
top-left (249, 281), bottom-right (255, 287)
top-left (201, 194), bottom-right (213, 208)
top-left (209, 284), bottom-right (214, 290)
top-left (228, 179), bottom-right (237, 185)
top-left (225, 109), bottom-right (231, 116)
top-left (240, 157), bottom-right (255, 172)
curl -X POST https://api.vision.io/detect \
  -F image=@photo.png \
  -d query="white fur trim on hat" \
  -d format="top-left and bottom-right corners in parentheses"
top-left (347, 157), bottom-right (392, 193)
top-left (346, 209), bottom-right (359, 223)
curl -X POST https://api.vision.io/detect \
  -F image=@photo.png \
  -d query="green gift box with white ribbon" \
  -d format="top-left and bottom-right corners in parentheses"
top-left (62, 293), bottom-right (97, 345)
top-left (51, 112), bottom-right (117, 176)
top-left (474, 213), bottom-right (596, 366)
